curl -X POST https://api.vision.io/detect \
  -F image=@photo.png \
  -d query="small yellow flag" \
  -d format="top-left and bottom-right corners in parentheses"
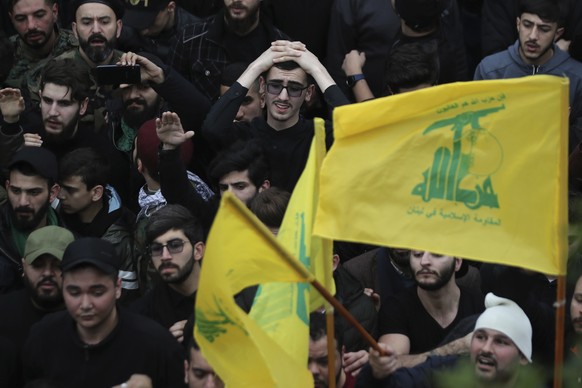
top-left (195, 192), bottom-right (314, 387)
top-left (250, 118), bottom-right (335, 365)
top-left (314, 75), bottom-right (568, 275)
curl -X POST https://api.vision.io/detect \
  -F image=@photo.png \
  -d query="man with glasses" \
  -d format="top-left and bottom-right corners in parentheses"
top-left (201, 40), bottom-right (349, 193)
top-left (131, 204), bottom-right (205, 344)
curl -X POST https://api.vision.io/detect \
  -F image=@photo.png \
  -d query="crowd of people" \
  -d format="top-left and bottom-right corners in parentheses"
top-left (1, 0), bottom-right (582, 387)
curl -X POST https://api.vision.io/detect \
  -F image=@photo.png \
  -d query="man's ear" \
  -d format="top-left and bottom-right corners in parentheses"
top-left (116, 19), bottom-right (123, 38)
top-left (555, 27), bottom-right (565, 41)
top-left (454, 258), bottom-right (463, 272)
top-left (332, 254), bottom-right (340, 271)
top-left (115, 277), bottom-right (122, 299)
top-left (258, 180), bottom-right (270, 192)
top-left (304, 84), bottom-right (315, 103)
top-left (259, 76), bottom-right (266, 94)
top-left (72, 22), bottom-right (78, 38)
top-left (79, 97), bottom-right (89, 116)
top-left (136, 157), bottom-right (143, 174)
top-left (52, 2), bottom-right (59, 21)
top-left (519, 355), bottom-right (529, 366)
top-left (184, 360), bottom-right (189, 384)
top-left (516, 17), bottom-right (521, 32)
top-left (194, 242), bottom-right (205, 261)
top-left (49, 183), bottom-right (60, 203)
top-left (90, 185), bottom-right (104, 202)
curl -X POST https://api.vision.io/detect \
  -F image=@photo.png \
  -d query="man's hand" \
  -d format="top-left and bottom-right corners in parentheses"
top-left (0, 88), bottom-right (25, 123)
top-left (169, 319), bottom-right (187, 343)
top-left (343, 349), bottom-right (369, 377)
top-left (155, 111), bottom-right (194, 150)
top-left (369, 343), bottom-right (400, 379)
top-left (118, 52), bottom-right (164, 84)
top-left (342, 50), bottom-right (366, 76)
top-left (112, 374), bottom-right (153, 388)
top-left (23, 133), bottom-right (43, 147)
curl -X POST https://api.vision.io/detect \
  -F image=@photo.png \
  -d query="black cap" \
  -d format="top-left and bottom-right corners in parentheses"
top-left (72, 0), bottom-right (125, 20)
top-left (61, 238), bottom-right (120, 274)
top-left (394, 0), bottom-right (441, 30)
top-left (123, 0), bottom-right (169, 30)
top-left (9, 147), bottom-right (58, 182)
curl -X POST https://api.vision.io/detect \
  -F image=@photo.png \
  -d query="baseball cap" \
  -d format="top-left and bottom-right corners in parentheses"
top-left (61, 237), bottom-right (120, 275)
top-left (123, 0), bottom-right (169, 30)
top-left (9, 147), bottom-right (58, 182)
top-left (24, 226), bottom-right (75, 264)
top-left (72, 0), bottom-right (125, 20)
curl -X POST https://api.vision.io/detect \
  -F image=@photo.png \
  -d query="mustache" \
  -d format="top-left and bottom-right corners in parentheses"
top-left (88, 33), bottom-right (107, 43)
top-left (25, 30), bottom-right (46, 38)
top-left (14, 206), bottom-right (33, 213)
top-left (37, 278), bottom-right (58, 288)
top-left (159, 262), bottom-right (179, 271)
top-left (124, 98), bottom-right (146, 108)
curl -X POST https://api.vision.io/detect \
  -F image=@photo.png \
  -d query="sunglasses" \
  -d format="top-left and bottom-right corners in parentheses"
top-left (148, 239), bottom-right (190, 257)
top-left (266, 82), bottom-right (308, 97)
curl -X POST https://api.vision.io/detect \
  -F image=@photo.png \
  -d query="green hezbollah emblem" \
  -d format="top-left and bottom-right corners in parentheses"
top-left (412, 106), bottom-right (505, 209)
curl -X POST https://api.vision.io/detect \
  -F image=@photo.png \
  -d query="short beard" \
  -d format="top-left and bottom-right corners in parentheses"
top-left (24, 275), bottom-right (63, 310)
top-left (11, 200), bottom-right (50, 231)
top-left (78, 33), bottom-right (116, 64)
top-left (159, 256), bottom-right (195, 285)
top-left (122, 96), bottom-right (161, 129)
top-left (415, 260), bottom-right (456, 291)
top-left (23, 29), bottom-right (51, 49)
top-left (224, 5), bottom-right (260, 35)
top-left (44, 110), bottom-right (81, 143)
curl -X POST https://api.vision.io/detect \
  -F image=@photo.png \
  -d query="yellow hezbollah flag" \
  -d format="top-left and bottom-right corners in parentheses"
top-left (250, 118), bottom-right (335, 364)
top-left (314, 75), bottom-right (568, 275)
top-left (195, 192), bottom-right (313, 387)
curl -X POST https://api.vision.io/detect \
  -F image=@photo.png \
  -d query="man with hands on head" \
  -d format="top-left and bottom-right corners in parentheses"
top-left (201, 39), bottom-right (349, 193)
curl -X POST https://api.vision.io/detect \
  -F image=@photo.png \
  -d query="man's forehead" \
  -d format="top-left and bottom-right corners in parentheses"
top-left (8, 170), bottom-right (48, 187)
top-left (474, 328), bottom-right (513, 341)
top-left (519, 12), bottom-right (557, 27)
top-left (309, 336), bottom-right (330, 357)
top-left (266, 67), bottom-right (308, 84)
top-left (76, 2), bottom-right (116, 19)
top-left (219, 170), bottom-right (251, 184)
top-left (12, 0), bottom-right (52, 14)
top-left (41, 83), bottom-right (74, 101)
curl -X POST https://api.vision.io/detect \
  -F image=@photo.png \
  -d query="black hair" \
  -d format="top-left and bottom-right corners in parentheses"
top-left (10, 0), bottom-right (57, 11)
top-left (264, 60), bottom-right (315, 86)
top-left (40, 59), bottom-right (91, 103)
top-left (249, 187), bottom-right (290, 229)
top-left (208, 140), bottom-right (270, 192)
top-left (145, 204), bottom-right (204, 245)
top-left (394, 0), bottom-right (442, 33)
top-left (59, 148), bottom-right (110, 200)
top-left (309, 311), bottom-right (345, 353)
top-left (385, 40), bottom-right (439, 94)
top-left (10, 162), bottom-right (55, 188)
top-left (518, 0), bottom-right (562, 24)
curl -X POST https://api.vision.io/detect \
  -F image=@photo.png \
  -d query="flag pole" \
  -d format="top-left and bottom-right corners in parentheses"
top-left (326, 306), bottom-right (336, 388)
top-left (553, 274), bottom-right (566, 388)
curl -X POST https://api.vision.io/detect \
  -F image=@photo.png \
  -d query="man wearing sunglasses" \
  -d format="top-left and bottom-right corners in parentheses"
top-left (131, 204), bottom-right (205, 344)
top-left (201, 40), bottom-right (349, 193)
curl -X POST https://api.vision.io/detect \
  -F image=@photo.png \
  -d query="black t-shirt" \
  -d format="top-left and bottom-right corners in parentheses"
top-left (378, 285), bottom-right (484, 354)
top-left (222, 23), bottom-right (270, 64)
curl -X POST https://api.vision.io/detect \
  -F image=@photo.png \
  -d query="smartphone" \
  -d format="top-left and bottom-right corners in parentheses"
top-left (93, 65), bottom-right (141, 85)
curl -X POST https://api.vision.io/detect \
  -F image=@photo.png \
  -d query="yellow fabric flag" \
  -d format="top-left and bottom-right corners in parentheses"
top-left (250, 118), bottom-right (335, 364)
top-left (314, 75), bottom-right (568, 275)
top-left (194, 192), bottom-right (314, 387)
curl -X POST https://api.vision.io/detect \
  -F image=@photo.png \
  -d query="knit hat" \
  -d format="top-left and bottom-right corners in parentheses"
top-left (24, 226), bottom-right (75, 264)
top-left (474, 293), bottom-right (532, 362)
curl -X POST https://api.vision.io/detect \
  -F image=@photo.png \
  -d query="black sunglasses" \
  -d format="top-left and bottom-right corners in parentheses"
top-left (266, 82), bottom-right (308, 97)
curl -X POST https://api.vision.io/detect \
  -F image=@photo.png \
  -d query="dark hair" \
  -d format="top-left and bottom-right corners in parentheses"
top-left (0, 36), bottom-right (14, 83)
top-left (40, 59), bottom-right (91, 102)
top-left (208, 140), bottom-right (270, 191)
top-left (187, 335), bottom-right (201, 362)
top-left (518, 0), bottom-right (562, 24)
top-left (59, 148), bottom-right (110, 197)
top-left (385, 40), bottom-right (439, 94)
top-left (265, 60), bottom-right (315, 86)
top-left (10, 0), bottom-right (57, 11)
top-left (249, 187), bottom-right (290, 229)
top-left (221, 62), bottom-right (260, 92)
top-left (394, 0), bottom-right (442, 33)
top-left (10, 162), bottom-right (55, 188)
top-left (145, 204), bottom-right (204, 245)
top-left (309, 312), bottom-right (344, 353)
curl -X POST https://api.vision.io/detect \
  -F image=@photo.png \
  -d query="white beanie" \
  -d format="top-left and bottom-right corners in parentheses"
top-left (474, 293), bottom-right (533, 363)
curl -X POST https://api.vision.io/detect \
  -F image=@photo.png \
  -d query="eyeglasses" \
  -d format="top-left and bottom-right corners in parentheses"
top-left (266, 82), bottom-right (308, 97)
top-left (148, 239), bottom-right (190, 257)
